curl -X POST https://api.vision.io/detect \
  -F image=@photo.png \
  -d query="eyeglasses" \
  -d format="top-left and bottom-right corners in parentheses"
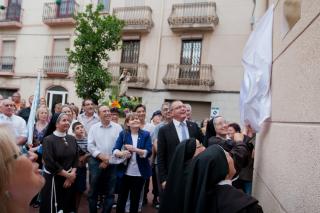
top-left (4, 104), bottom-right (14, 107)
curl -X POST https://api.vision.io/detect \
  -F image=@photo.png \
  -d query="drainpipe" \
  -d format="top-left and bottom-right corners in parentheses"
top-left (152, 0), bottom-right (165, 90)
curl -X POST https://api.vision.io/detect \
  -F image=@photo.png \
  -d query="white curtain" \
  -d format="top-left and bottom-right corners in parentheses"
top-left (240, 4), bottom-right (274, 132)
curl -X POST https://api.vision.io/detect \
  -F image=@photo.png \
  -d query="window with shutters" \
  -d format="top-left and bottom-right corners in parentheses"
top-left (120, 40), bottom-right (140, 80)
top-left (44, 38), bottom-right (70, 73)
top-left (1, 40), bottom-right (15, 71)
top-left (179, 39), bottom-right (202, 83)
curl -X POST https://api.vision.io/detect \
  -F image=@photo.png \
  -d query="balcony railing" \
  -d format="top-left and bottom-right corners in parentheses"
top-left (113, 6), bottom-right (153, 33)
top-left (0, 4), bottom-right (22, 28)
top-left (168, 2), bottom-right (218, 32)
top-left (43, 0), bottom-right (79, 26)
top-left (162, 64), bottom-right (214, 91)
top-left (0, 56), bottom-right (15, 75)
top-left (43, 56), bottom-right (69, 77)
top-left (108, 63), bottom-right (149, 88)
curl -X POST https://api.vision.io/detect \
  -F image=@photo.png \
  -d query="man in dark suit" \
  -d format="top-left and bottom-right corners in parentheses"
top-left (157, 100), bottom-right (203, 189)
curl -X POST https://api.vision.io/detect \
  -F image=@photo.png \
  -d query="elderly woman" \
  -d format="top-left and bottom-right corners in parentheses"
top-left (0, 123), bottom-right (45, 213)
top-left (183, 145), bottom-right (263, 213)
top-left (40, 113), bottom-right (79, 213)
top-left (113, 112), bottom-right (152, 213)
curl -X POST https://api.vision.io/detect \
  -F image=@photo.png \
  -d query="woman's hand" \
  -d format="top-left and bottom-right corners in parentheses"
top-left (124, 144), bottom-right (136, 152)
top-left (66, 171), bottom-right (76, 183)
top-left (63, 179), bottom-right (73, 188)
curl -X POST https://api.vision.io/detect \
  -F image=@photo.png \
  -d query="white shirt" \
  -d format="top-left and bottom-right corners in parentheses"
top-left (125, 134), bottom-right (141, 177)
top-left (0, 113), bottom-right (27, 138)
top-left (78, 113), bottom-right (100, 133)
top-left (88, 121), bottom-right (122, 158)
top-left (172, 119), bottom-right (190, 142)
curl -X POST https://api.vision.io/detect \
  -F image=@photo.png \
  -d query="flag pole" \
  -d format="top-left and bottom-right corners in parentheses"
top-left (26, 70), bottom-right (42, 145)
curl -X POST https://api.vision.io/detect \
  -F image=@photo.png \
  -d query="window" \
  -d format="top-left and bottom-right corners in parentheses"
top-left (1, 40), bottom-right (15, 71)
top-left (179, 40), bottom-right (202, 83)
top-left (57, 0), bottom-right (76, 18)
top-left (48, 38), bottom-right (69, 72)
top-left (6, 0), bottom-right (22, 21)
top-left (120, 40), bottom-right (140, 81)
top-left (121, 40), bottom-right (140, 64)
top-left (53, 38), bottom-right (69, 56)
top-left (99, 0), bottom-right (110, 12)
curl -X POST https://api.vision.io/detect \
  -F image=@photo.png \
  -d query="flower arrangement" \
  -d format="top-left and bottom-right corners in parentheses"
top-left (98, 87), bottom-right (141, 117)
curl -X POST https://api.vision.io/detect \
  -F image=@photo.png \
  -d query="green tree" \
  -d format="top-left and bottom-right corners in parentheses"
top-left (68, 4), bottom-right (124, 103)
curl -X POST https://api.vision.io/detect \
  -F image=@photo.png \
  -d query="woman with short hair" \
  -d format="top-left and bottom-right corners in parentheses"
top-left (113, 112), bottom-right (152, 213)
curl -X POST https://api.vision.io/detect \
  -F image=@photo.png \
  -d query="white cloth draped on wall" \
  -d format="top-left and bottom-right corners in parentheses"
top-left (240, 4), bottom-right (274, 132)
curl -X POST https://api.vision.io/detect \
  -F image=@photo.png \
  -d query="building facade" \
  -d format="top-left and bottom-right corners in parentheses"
top-left (0, 0), bottom-right (267, 122)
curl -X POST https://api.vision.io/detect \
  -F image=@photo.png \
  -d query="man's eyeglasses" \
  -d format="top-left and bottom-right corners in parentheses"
top-left (4, 104), bottom-right (14, 107)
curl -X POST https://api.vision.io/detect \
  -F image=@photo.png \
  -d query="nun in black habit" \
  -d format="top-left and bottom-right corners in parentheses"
top-left (205, 117), bottom-right (253, 175)
top-left (159, 138), bottom-right (205, 213)
top-left (40, 113), bottom-right (79, 213)
top-left (183, 144), bottom-right (263, 213)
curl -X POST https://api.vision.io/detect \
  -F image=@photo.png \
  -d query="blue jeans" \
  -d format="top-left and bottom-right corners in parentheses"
top-left (88, 157), bottom-right (117, 213)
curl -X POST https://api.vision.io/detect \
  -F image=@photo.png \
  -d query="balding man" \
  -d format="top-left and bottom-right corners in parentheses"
top-left (157, 100), bottom-right (203, 189)
top-left (0, 99), bottom-right (27, 145)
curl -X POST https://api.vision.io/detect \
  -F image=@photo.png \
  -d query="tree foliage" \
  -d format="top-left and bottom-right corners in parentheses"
top-left (68, 4), bottom-right (124, 103)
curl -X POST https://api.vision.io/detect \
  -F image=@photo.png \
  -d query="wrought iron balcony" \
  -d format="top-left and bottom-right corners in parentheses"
top-left (108, 63), bottom-right (149, 88)
top-left (43, 0), bottom-right (79, 26)
top-left (113, 6), bottom-right (153, 33)
top-left (0, 4), bottom-right (22, 28)
top-left (162, 64), bottom-right (214, 91)
top-left (43, 56), bottom-right (69, 77)
top-left (168, 2), bottom-right (218, 32)
top-left (0, 56), bottom-right (15, 75)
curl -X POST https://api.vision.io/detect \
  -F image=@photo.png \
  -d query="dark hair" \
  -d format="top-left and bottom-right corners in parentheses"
top-left (82, 98), bottom-right (93, 107)
top-left (133, 104), bottom-right (146, 112)
top-left (228, 123), bottom-right (241, 133)
top-left (72, 121), bottom-right (83, 132)
top-left (110, 107), bottom-right (120, 114)
top-left (204, 118), bottom-right (216, 147)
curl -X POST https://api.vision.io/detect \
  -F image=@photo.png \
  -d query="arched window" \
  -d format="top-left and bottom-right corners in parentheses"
top-left (46, 86), bottom-right (68, 113)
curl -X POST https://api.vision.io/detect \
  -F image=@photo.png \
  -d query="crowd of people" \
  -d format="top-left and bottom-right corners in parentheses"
top-left (0, 92), bottom-right (262, 213)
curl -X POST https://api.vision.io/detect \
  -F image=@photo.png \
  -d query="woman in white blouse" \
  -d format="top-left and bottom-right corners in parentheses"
top-left (113, 112), bottom-right (152, 213)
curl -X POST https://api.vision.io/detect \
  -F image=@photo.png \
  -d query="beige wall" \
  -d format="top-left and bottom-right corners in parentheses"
top-left (253, 0), bottom-right (320, 212)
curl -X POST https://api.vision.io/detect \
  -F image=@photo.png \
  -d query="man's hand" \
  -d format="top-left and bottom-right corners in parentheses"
top-left (97, 153), bottom-right (109, 163)
top-left (99, 161), bottom-right (108, 169)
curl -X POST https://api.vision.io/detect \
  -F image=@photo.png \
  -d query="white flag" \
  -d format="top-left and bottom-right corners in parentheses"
top-left (27, 71), bottom-right (41, 145)
top-left (240, 4), bottom-right (274, 132)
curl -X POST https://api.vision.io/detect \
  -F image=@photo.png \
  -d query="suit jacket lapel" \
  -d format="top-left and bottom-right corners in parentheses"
top-left (169, 121), bottom-right (180, 145)
top-left (186, 121), bottom-right (194, 138)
